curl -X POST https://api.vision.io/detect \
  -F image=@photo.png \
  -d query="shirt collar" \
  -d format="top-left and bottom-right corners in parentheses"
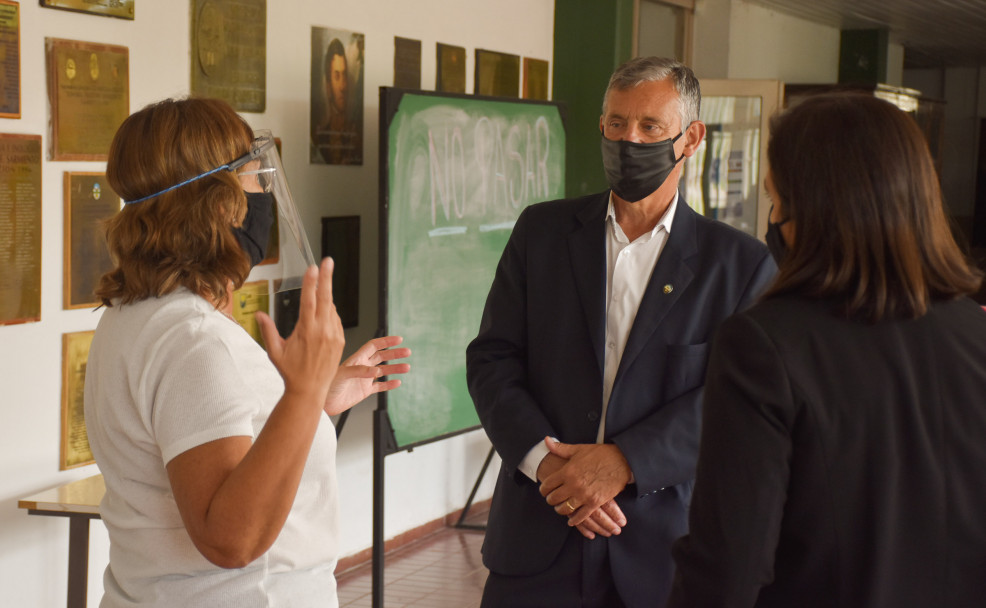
top-left (606, 190), bottom-right (679, 240)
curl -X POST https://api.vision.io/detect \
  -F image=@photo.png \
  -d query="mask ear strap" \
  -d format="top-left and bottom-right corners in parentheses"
top-left (671, 128), bottom-right (688, 163)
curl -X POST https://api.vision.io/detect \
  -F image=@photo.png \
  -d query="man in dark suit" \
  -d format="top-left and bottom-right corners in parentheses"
top-left (466, 57), bottom-right (777, 607)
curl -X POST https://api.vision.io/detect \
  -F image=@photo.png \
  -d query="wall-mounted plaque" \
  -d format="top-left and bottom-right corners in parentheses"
top-left (191, 0), bottom-right (266, 113)
top-left (40, 0), bottom-right (134, 20)
top-left (475, 48), bottom-right (520, 98)
top-left (0, 1), bottom-right (20, 118)
top-left (310, 26), bottom-right (364, 165)
top-left (231, 280), bottom-right (270, 347)
top-left (45, 38), bottom-right (129, 161)
top-left (393, 36), bottom-right (421, 89)
top-left (0, 133), bottom-right (42, 326)
top-left (64, 172), bottom-right (119, 309)
top-left (523, 57), bottom-right (549, 101)
top-left (61, 330), bottom-right (95, 470)
top-left (436, 42), bottom-right (466, 94)
top-left (321, 215), bottom-right (359, 328)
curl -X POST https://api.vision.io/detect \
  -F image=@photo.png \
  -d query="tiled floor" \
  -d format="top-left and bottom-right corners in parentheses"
top-left (336, 511), bottom-right (488, 607)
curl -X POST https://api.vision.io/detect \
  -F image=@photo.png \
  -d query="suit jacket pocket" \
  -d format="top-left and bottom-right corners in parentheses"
top-left (663, 343), bottom-right (709, 402)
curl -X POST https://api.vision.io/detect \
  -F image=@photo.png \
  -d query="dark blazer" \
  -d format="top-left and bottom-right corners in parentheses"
top-left (668, 295), bottom-right (986, 608)
top-left (466, 191), bottom-right (776, 605)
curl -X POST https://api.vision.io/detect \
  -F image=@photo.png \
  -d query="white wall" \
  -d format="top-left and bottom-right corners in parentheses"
top-left (725, 0), bottom-right (840, 83)
top-left (0, 1), bottom-right (555, 605)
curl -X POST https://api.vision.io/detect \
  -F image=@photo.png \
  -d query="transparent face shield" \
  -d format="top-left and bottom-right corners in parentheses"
top-left (233, 130), bottom-right (316, 293)
top-left (124, 129), bottom-right (316, 294)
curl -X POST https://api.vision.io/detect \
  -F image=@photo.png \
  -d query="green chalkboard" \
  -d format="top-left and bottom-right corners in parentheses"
top-left (379, 88), bottom-right (566, 450)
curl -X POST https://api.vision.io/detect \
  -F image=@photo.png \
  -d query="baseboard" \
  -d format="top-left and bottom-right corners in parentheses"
top-left (334, 497), bottom-right (490, 575)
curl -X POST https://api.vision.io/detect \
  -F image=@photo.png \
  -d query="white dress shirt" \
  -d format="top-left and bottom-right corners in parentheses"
top-left (517, 191), bottom-right (678, 481)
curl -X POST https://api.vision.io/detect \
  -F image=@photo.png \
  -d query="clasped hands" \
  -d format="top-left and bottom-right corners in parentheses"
top-left (537, 437), bottom-right (631, 540)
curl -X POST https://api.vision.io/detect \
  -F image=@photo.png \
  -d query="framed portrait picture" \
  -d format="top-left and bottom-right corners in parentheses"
top-left (310, 26), bottom-right (364, 165)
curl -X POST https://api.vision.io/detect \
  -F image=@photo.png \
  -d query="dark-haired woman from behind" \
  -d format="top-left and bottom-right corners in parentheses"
top-left (667, 94), bottom-right (986, 607)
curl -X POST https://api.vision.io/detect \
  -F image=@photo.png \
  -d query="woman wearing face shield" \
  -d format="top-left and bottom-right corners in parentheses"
top-left (84, 97), bottom-right (410, 607)
top-left (666, 93), bottom-right (986, 607)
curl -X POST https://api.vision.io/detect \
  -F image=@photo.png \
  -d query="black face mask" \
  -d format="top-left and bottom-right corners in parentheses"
top-left (765, 205), bottom-right (790, 264)
top-left (233, 191), bottom-right (274, 267)
top-left (600, 131), bottom-right (684, 202)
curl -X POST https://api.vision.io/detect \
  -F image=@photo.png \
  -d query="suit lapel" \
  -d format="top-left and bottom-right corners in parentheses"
top-left (568, 194), bottom-right (609, 376)
top-left (615, 201), bottom-right (699, 382)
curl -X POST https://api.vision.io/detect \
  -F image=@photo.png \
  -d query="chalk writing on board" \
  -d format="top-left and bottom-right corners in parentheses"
top-left (384, 91), bottom-right (565, 448)
top-left (428, 115), bottom-right (552, 232)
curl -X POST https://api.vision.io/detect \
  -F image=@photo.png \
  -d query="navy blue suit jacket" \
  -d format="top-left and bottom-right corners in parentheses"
top-left (466, 191), bottom-right (777, 605)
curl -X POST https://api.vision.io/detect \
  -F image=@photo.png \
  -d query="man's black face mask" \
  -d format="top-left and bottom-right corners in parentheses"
top-left (233, 191), bottom-right (274, 267)
top-left (600, 131), bottom-right (684, 203)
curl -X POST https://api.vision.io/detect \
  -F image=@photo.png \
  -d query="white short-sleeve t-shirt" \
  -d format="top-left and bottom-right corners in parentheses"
top-left (84, 289), bottom-right (339, 608)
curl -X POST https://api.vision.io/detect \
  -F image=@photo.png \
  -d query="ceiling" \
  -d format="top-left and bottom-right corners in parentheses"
top-left (742, 0), bottom-right (986, 68)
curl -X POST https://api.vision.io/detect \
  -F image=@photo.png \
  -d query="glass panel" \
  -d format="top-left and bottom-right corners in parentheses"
top-left (682, 95), bottom-right (762, 236)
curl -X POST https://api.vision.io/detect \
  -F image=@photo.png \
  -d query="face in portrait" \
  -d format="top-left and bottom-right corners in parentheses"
top-left (310, 27), bottom-right (364, 166)
top-left (324, 40), bottom-right (348, 123)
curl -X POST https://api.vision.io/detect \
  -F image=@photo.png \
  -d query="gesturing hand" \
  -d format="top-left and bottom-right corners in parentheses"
top-left (323, 336), bottom-right (411, 415)
top-left (256, 258), bottom-right (346, 407)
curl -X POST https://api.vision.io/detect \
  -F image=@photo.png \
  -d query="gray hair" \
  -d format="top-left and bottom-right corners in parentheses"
top-left (603, 56), bottom-right (701, 129)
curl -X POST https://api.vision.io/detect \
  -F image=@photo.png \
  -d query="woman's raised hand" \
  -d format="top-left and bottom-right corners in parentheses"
top-left (257, 258), bottom-right (346, 406)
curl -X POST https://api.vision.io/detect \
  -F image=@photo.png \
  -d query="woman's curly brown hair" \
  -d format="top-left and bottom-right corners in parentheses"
top-left (97, 97), bottom-right (254, 309)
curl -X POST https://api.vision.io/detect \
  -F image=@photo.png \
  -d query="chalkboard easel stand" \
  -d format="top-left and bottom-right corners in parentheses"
top-left (371, 394), bottom-right (486, 608)
top-left (371, 405), bottom-right (398, 608)
top-left (453, 445), bottom-right (494, 531)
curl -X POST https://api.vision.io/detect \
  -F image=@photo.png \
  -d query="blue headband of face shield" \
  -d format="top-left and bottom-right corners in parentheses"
top-left (123, 134), bottom-right (277, 205)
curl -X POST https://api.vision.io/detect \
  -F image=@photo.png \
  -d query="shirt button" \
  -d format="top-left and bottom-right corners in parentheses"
top-left (587, 411), bottom-right (600, 422)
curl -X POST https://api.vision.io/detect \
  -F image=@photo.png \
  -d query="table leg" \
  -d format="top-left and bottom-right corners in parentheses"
top-left (67, 515), bottom-right (91, 608)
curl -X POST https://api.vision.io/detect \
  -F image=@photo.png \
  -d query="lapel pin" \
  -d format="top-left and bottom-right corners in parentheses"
top-left (663, 284), bottom-right (674, 294)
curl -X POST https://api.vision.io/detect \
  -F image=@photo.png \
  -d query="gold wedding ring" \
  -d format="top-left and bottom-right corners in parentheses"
top-left (564, 499), bottom-right (576, 513)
